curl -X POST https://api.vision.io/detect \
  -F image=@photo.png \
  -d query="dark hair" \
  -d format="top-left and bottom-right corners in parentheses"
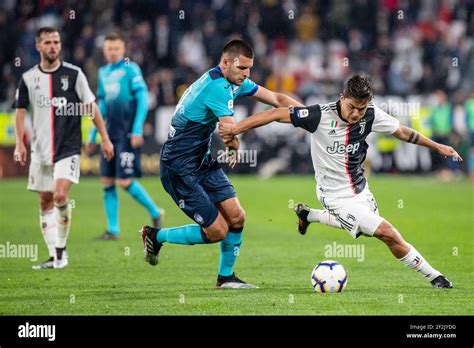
top-left (35, 27), bottom-right (60, 42)
top-left (343, 74), bottom-right (374, 101)
top-left (104, 32), bottom-right (124, 42)
top-left (222, 39), bottom-right (254, 59)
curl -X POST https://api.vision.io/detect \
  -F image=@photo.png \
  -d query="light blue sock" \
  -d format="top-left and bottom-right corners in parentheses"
top-left (104, 185), bottom-right (119, 234)
top-left (125, 181), bottom-right (161, 219)
top-left (157, 224), bottom-right (210, 245)
top-left (218, 226), bottom-right (243, 276)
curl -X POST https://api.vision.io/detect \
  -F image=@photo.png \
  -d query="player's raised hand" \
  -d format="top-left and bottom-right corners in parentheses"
top-left (131, 134), bottom-right (144, 148)
top-left (218, 122), bottom-right (235, 141)
top-left (436, 144), bottom-right (463, 162)
top-left (101, 139), bottom-right (114, 161)
top-left (13, 142), bottom-right (27, 166)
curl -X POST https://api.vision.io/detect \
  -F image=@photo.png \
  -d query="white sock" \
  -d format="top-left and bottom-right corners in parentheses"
top-left (399, 244), bottom-right (441, 281)
top-left (55, 201), bottom-right (72, 249)
top-left (39, 209), bottom-right (57, 258)
top-left (307, 209), bottom-right (342, 228)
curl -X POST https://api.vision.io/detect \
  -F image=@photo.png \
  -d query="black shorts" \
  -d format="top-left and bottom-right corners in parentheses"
top-left (100, 139), bottom-right (142, 179)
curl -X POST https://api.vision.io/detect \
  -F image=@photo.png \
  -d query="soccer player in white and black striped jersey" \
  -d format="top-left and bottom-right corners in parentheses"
top-left (13, 27), bottom-right (114, 269)
top-left (219, 75), bottom-right (462, 288)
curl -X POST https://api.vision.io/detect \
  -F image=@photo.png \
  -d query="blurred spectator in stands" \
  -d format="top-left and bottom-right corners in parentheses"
top-left (71, 44), bottom-right (86, 70)
top-left (2, 0), bottom-right (473, 176)
top-left (157, 68), bottom-right (177, 106)
top-left (259, 0), bottom-right (289, 40)
top-left (128, 21), bottom-right (154, 73)
top-left (177, 30), bottom-right (207, 73)
top-left (416, 63), bottom-right (437, 94)
top-left (0, 9), bottom-right (17, 103)
top-left (295, 4), bottom-right (318, 42)
top-left (154, 15), bottom-right (172, 67)
top-left (430, 90), bottom-right (454, 181)
top-left (388, 29), bottom-right (423, 96)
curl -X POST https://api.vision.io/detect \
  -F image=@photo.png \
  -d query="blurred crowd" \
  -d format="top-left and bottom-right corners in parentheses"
top-left (1, 0), bottom-right (473, 178)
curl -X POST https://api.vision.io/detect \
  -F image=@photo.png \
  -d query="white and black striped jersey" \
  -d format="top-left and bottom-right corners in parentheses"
top-left (290, 100), bottom-right (400, 197)
top-left (15, 61), bottom-right (95, 164)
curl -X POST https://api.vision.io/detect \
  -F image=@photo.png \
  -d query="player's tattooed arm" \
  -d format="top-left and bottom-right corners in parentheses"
top-left (219, 107), bottom-right (291, 138)
top-left (392, 125), bottom-right (463, 161)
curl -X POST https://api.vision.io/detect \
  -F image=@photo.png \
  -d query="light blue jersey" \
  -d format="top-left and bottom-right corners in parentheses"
top-left (90, 58), bottom-right (148, 141)
top-left (161, 66), bottom-right (258, 174)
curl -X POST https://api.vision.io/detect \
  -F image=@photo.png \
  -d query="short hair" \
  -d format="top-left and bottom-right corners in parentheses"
top-left (104, 32), bottom-right (124, 42)
top-left (221, 39), bottom-right (254, 59)
top-left (35, 27), bottom-right (60, 42)
top-left (342, 74), bottom-right (374, 102)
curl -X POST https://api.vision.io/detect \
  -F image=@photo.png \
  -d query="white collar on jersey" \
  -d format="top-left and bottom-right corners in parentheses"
top-left (39, 61), bottom-right (62, 73)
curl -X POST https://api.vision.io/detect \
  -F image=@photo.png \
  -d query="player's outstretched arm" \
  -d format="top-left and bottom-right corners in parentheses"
top-left (392, 125), bottom-right (463, 161)
top-left (90, 103), bottom-right (114, 161)
top-left (252, 86), bottom-right (304, 108)
top-left (13, 108), bottom-right (27, 166)
top-left (253, 86), bottom-right (304, 108)
top-left (130, 88), bottom-right (148, 148)
top-left (219, 107), bottom-right (291, 139)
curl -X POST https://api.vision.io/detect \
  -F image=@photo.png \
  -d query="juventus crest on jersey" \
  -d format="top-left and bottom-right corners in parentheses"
top-left (15, 61), bottom-right (96, 164)
top-left (290, 100), bottom-right (400, 197)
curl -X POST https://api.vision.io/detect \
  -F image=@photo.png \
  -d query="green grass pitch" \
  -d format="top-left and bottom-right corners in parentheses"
top-left (0, 175), bottom-right (472, 315)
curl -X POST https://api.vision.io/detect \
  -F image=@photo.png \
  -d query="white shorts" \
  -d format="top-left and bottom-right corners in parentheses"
top-left (317, 185), bottom-right (383, 239)
top-left (27, 155), bottom-right (80, 192)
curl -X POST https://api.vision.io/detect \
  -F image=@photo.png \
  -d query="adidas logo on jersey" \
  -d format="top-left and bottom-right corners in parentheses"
top-left (328, 129), bottom-right (337, 136)
top-left (327, 141), bottom-right (360, 155)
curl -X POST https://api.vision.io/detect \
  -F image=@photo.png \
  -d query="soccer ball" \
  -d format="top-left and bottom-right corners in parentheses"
top-left (311, 260), bottom-right (348, 293)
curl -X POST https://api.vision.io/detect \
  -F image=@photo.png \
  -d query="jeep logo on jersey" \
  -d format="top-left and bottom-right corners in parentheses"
top-left (37, 95), bottom-right (67, 107)
top-left (327, 141), bottom-right (360, 154)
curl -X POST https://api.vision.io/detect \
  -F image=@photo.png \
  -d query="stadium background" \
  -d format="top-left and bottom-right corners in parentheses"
top-left (0, 0), bottom-right (473, 179)
top-left (0, 0), bottom-right (473, 319)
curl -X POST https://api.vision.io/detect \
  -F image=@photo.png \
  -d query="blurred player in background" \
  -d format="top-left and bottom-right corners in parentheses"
top-left (14, 27), bottom-right (114, 269)
top-left (220, 75), bottom-right (461, 288)
top-left (87, 33), bottom-right (163, 240)
top-left (140, 40), bottom-right (304, 288)
top-left (430, 90), bottom-right (455, 181)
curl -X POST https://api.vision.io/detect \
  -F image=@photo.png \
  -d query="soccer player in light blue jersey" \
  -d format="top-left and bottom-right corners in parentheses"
top-left (140, 40), bottom-right (304, 288)
top-left (87, 33), bottom-right (162, 240)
